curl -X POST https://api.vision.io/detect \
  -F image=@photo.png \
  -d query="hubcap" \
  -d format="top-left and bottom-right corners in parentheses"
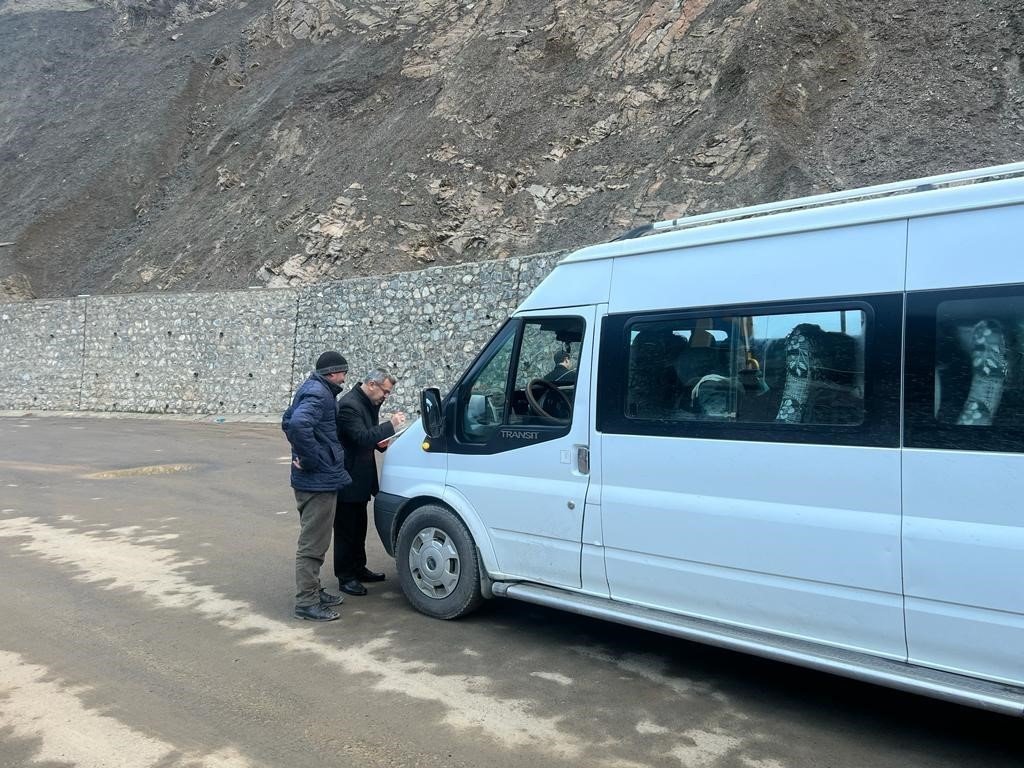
top-left (408, 526), bottom-right (460, 599)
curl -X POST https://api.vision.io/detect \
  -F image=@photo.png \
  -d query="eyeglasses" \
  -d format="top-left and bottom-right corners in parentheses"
top-left (372, 381), bottom-right (394, 397)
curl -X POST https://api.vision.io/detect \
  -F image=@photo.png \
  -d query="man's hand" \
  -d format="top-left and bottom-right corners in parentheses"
top-left (390, 412), bottom-right (407, 429)
top-left (292, 457), bottom-right (302, 469)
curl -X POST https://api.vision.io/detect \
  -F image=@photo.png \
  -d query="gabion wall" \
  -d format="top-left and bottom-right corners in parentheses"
top-left (294, 256), bottom-right (563, 416)
top-left (80, 290), bottom-right (299, 414)
top-left (0, 298), bottom-right (86, 410)
top-left (0, 252), bottom-right (563, 417)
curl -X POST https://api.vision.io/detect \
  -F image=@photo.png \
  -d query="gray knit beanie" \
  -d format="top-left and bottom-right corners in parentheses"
top-left (315, 350), bottom-right (349, 375)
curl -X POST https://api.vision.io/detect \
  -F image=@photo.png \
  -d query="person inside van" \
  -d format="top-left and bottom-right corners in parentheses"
top-left (545, 348), bottom-right (576, 384)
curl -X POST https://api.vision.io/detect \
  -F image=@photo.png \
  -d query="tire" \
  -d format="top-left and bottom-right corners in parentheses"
top-left (396, 504), bottom-right (484, 619)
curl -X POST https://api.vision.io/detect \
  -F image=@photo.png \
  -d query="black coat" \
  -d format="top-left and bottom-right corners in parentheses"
top-left (336, 385), bottom-right (395, 503)
top-left (545, 365), bottom-right (577, 384)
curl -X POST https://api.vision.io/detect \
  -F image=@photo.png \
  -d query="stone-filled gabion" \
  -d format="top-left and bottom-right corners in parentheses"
top-left (0, 252), bottom-right (564, 417)
top-left (0, 298), bottom-right (87, 410)
top-left (295, 258), bottom-right (529, 417)
top-left (80, 289), bottom-right (298, 415)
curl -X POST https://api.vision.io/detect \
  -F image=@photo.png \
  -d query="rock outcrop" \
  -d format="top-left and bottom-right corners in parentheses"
top-left (1, 0), bottom-right (1022, 298)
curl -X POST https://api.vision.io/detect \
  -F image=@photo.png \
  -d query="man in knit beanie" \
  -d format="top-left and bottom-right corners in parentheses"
top-left (281, 350), bottom-right (353, 621)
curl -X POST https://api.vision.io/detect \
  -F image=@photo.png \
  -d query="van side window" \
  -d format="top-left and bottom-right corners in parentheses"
top-left (509, 317), bottom-right (585, 427)
top-left (905, 286), bottom-right (1024, 452)
top-left (625, 310), bottom-right (865, 426)
top-left (455, 316), bottom-right (585, 444)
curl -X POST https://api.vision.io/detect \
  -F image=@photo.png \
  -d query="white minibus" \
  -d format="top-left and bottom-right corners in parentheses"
top-left (374, 162), bottom-right (1024, 715)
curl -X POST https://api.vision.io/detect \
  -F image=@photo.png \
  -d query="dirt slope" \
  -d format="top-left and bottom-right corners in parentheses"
top-left (1, 0), bottom-right (1022, 299)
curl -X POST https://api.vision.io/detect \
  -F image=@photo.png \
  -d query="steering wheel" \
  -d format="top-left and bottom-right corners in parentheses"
top-left (525, 378), bottom-right (572, 425)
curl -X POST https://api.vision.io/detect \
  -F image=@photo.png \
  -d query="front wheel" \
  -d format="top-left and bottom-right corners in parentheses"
top-left (396, 504), bottom-right (483, 619)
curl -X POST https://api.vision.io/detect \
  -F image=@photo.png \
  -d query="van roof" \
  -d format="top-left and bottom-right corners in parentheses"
top-left (562, 161), bottom-right (1024, 264)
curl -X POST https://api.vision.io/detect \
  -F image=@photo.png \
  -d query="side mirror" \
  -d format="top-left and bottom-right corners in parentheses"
top-left (420, 387), bottom-right (443, 439)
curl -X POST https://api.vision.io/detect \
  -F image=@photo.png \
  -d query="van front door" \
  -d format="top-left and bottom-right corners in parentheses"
top-left (446, 307), bottom-right (595, 588)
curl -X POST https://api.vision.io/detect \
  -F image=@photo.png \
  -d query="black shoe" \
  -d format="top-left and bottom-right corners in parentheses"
top-left (356, 567), bottom-right (386, 583)
top-left (319, 588), bottom-right (344, 607)
top-left (294, 603), bottom-right (340, 622)
top-left (339, 578), bottom-right (367, 596)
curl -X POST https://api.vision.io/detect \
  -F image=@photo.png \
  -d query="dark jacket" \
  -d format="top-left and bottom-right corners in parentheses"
top-left (545, 365), bottom-right (577, 384)
top-left (282, 373), bottom-right (353, 492)
top-left (336, 385), bottom-right (395, 503)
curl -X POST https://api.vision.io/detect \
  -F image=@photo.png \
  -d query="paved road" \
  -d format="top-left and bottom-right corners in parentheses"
top-left (0, 414), bottom-right (1018, 768)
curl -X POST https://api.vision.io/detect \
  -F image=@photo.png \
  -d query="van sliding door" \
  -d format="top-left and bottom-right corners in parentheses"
top-left (595, 220), bottom-right (908, 658)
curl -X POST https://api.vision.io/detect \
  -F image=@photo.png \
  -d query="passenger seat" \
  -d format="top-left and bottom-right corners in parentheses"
top-left (957, 319), bottom-right (1008, 426)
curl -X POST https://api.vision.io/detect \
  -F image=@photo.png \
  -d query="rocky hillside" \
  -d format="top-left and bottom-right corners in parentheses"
top-left (1, 0), bottom-right (1022, 300)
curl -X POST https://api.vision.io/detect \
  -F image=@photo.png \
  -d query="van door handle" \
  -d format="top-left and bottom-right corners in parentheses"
top-left (575, 445), bottom-right (590, 475)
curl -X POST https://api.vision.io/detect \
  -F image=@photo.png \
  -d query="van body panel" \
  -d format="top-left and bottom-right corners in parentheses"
top-left (600, 436), bottom-right (906, 657)
top-left (907, 202), bottom-right (1024, 290)
top-left (607, 221), bottom-right (907, 314)
top-left (904, 597), bottom-right (1024, 686)
top-left (376, 420), bottom-right (445, 492)
top-left (517, 259), bottom-right (612, 312)
top-left (446, 461), bottom-right (586, 585)
top-left (580, 539), bottom-right (610, 598)
top-left (903, 449), bottom-right (1024, 684)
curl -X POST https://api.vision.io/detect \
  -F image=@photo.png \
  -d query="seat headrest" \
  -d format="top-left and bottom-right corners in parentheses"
top-left (674, 346), bottom-right (717, 387)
